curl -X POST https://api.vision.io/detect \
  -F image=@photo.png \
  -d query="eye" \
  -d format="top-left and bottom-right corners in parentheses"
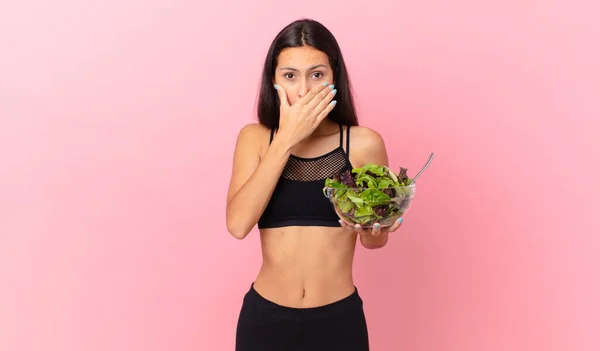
top-left (284, 73), bottom-right (295, 79)
top-left (313, 72), bottom-right (323, 79)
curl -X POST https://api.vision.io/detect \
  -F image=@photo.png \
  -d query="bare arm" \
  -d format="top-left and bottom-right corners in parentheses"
top-left (225, 124), bottom-right (293, 239)
top-left (348, 127), bottom-right (393, 249)
top-left (226, 83), bottom-right (337, 239)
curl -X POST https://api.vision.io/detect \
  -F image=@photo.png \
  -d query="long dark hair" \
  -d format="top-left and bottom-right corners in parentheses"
top-left (257, 19), bottom-right (359, 130)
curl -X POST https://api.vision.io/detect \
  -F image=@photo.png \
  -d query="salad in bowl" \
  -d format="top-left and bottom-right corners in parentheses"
top-left (323, 164), bottom-right (416, 228)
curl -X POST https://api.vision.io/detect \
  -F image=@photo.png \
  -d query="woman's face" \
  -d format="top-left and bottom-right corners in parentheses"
top-left (273, 45), bottom-right (334, 105)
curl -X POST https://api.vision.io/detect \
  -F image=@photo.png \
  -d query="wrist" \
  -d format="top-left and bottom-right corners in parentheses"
top-left (360, 232), bottom-right (389, 249)
top-left (271, 131), bottom-right (295, 155)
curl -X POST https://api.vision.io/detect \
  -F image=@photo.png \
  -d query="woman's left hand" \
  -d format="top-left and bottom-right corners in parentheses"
top-left (338, 218), bottom-right (403, 237)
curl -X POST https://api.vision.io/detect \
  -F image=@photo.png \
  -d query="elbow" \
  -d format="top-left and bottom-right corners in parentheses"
top-left (226, 217), bottom-right (251, 240)
top-left (229, 228), bottom-right (249, 240)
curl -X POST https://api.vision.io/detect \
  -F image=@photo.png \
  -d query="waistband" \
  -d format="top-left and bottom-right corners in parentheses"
top-left (244, 282), bottom-right (363, 320)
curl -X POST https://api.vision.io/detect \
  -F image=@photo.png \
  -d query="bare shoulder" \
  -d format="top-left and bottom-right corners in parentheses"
top-left (235, 122), bottom-right (271, 154)
top-left (236, 122), bottom-right (270, 141)
top-left (348, 125), bottom-right (389, 167)
top-left (349, 126), bottom-right (386, 151)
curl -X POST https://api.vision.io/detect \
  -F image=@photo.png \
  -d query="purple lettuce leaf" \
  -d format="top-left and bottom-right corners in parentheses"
top-left (339, 170), bottom-right (358, 188)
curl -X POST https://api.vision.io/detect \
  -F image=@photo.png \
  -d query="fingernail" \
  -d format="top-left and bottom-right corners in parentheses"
top-left (274, 84), bottom-right (279, 90)
top-left (397, 218), bottom-right (403, 224)
top-left (374, 223), bottom-right (380, 229)
top-left (354, 224), bottom-right (361, 231)
top-left (332, 89), bottom-right (337, 96)
top-left (338, 219), bottom-right (343, 225)
top-left (323, 82), bottom-right (328, 86)
top-left (328, 84), bottom-right (335, 90)
top-left (331, 100), bottom-right (337, 106)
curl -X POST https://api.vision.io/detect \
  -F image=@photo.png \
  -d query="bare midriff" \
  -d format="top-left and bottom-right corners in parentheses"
top-left (252, 226), bottom-right (358, 308)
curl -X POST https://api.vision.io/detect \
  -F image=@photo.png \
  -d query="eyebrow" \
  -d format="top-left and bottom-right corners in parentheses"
top-left (279, 64), bottom-right (328, 71)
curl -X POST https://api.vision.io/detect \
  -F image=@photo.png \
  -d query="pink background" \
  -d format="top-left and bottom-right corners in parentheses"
top-left (1, 1), bottom-right (599, 350)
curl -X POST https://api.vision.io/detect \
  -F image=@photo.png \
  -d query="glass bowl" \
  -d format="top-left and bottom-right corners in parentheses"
top-left (323, 184), bottom-right (416, 228)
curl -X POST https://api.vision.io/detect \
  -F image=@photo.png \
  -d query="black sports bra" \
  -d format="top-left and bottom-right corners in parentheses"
top-left (258, 123), bottom-right (354, 229)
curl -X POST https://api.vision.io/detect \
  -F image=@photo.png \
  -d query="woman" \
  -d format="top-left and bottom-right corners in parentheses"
top-left (226, 18), bottom-right (403, 351)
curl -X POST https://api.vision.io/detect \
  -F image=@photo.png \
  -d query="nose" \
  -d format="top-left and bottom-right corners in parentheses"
top-left (297, 79), bottom-right (311, 98)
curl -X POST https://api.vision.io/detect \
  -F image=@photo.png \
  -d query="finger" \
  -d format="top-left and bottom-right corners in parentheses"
top-left (353, 223), bottom-right (370, 237)
top-left (372, 223), bottom-right (381, 236)
top-left (338, 219), bottom-right (353, 230)
top-left (307, 84), bottom-right (335, 111)
top-left (312, 87), bottom-right (336, 115)
top-left (315, 100), bottom-right (337, 124)
top-left (300, 82), bottom-right (328, 105)
top-left (387, 218), bottom-right (404, 233)
top-left (274, 84), bottom-right (290, 108)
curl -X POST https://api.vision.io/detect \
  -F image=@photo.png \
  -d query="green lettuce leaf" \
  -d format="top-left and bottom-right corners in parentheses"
top-left (324, 163), bottom-right (414, 226)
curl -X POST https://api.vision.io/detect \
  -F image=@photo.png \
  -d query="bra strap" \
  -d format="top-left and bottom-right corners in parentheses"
top-left (346, 124), bottom-right (351, 156)
top-left (338, 123), bottom-right (344, 146)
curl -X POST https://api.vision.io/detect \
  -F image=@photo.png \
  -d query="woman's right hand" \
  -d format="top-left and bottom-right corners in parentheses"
top-left (274, 82), bottom-right (337, 147)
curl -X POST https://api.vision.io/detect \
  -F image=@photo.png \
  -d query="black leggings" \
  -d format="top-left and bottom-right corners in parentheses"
top-left (235, 283), bottom-right (370, 351)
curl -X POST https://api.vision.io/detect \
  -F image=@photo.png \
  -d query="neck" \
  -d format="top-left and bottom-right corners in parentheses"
top-left (311, 119), bottom-right (337, 138)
